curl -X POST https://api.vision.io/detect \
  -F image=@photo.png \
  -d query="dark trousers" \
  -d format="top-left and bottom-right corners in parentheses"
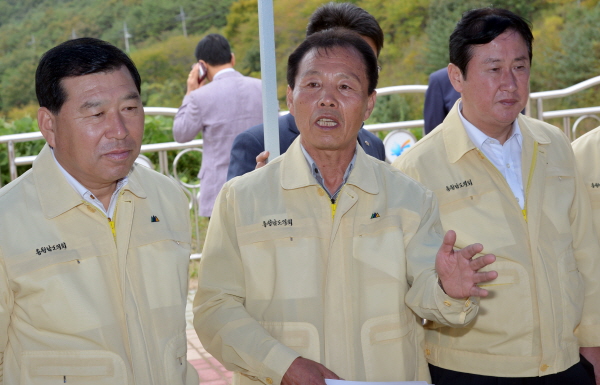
top-left (429, 356), bottom-right (595, 385)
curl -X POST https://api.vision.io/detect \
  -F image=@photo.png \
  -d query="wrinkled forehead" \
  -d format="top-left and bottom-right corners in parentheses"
top-left (300, 45), bottom-right (366, 73)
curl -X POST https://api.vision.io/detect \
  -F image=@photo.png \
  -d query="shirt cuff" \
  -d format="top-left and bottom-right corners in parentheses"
top-left (253, 343), bottom-right (300, 385)
top-left (434, 279), bottom-right (478, 325)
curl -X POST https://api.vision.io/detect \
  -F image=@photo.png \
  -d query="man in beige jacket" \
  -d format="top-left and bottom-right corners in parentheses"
top-left (573, 127), bottom-right (600, 385)
top-left (194, 29), bottom-right (498, 385)
top-left (394, 8), bottom-right (600, 385)
top-left (0, 38), bottom-right (198, 384)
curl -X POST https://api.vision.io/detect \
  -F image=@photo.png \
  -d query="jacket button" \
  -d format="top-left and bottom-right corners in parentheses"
top-left (425, 349), bottom-right (431, 356)
top-left (443, 300), bottom-right (452, 307)
top-left (266, 377), bottom-right (273, 384)
top-left (540, 364), bottom-right (549, 372)
top-left (317, 189), bottom-right (325, 197)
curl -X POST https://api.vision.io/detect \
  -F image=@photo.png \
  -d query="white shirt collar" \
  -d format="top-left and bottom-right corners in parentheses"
top-left (458, 101), bottom-right (522, 149)
top-left (213, 68), bottom-right (235, 79)
top-left (51, 148), bottom-right (128, 218)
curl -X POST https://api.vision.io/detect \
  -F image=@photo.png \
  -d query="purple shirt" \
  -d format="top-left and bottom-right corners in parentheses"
top-left (173, 70), bottom-right (263, 216)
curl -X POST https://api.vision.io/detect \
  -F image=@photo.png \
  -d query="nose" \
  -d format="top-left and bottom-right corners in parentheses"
top-left (105, 112), bottom-right (129, 140)
top-left (500, 69), bottom-right (518, 92)
top-left (319, 86), bottom-right (337, 108)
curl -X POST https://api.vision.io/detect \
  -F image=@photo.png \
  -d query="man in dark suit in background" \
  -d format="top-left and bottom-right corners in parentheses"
top-left (423, 67), bottom-right (461, 135)
top-left (227, 2), bottom-right (386, 180)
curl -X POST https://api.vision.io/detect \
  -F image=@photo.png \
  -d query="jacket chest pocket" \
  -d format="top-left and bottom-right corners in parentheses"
top-left (435, 182), bottom-right (516, 248)
top-left (20, 350), bottom-right (127, 385)
top-left (352, 217), bottom-right (408, 311)
top-left (238, 222), bottom-right (326, 301)
top-left (543, 166), bottom-right (576, 235)
top-left (10, 247), bottom-right (119, 335)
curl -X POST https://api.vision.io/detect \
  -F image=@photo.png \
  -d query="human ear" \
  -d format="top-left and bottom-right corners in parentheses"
top-left (37, 107), bottom-right (58, 148)
top-left (447, 63), bottom-right (465, 94)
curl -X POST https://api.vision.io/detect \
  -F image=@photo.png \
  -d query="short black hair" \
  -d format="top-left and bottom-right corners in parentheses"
top-left (194, 33), bottom-right (232, 65)
top-left (306, 2), bottom-right (384, 57)
top-left (287, 29), bottom-right (378, 95)
top-left (449, 8), bottom-right (533, 79)
top-left (36, 37), bottom-right (141, 114)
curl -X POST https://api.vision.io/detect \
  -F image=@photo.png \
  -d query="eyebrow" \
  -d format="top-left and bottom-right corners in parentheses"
top-left (122, 91), bottom-right (141, 101)
top-left (482, 56), bottom-right (528, 64)
top-left (79, 91), bottom-right (140, 110)
top-left (302, 70), bottom-right (362, 83)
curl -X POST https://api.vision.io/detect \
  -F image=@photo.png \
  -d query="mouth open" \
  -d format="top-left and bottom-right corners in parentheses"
top-left (316, 118), bottom-right (338, 128)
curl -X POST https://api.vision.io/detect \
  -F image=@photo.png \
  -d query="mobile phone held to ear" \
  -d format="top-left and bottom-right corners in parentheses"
top-left (198, 62), bottom-right (207, 83)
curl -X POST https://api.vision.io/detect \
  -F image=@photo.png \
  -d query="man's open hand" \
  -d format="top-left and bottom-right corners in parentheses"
top-left (436, 230), bottom-right (498, 298)
top-left (282, 357), bottom-right (340, 385)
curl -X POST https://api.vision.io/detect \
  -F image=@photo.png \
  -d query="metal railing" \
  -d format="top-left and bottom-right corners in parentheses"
top-left (529, 75), bottom-right (600, 140)
top-left (2, 79), bottom-right (599, 256)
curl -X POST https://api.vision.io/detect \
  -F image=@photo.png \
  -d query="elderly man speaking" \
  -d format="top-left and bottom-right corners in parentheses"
top-left (194, 30), bottom-right (498, 385)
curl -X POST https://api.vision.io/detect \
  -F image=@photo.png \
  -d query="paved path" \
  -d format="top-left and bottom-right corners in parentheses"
top-left (186, 290), bottom-right (233, 384)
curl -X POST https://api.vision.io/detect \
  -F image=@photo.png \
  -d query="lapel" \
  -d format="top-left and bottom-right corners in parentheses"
top-left (442, 100), bottom-right (478, 165)
top-left (35, 144), bottom-right (87, 219)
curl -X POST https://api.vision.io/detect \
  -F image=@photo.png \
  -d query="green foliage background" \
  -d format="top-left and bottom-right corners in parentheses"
top-left (1, 0), bottom-right (600, 182)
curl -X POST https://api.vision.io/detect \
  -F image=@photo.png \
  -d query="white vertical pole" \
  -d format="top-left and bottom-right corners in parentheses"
top-left (124, 22), bottom-right (130, 53)
top-left (180, 6), bottom-right (188, 38)
top-left (257, 0), bottom-right (280, 160)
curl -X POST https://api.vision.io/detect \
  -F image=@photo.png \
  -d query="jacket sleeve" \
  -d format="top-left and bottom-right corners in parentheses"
top-left (402, 188), bottom-right (479, 327)
top-left (173, 93), bottom-right (204, 143)
top-left (227, 128), bottom-right (265, 181)
top-left (570, 158), bottom-right (600, 347)
top-left (0, 252), bottom-right (13, 385)
top-left (193, 184), bottom-right (299, 384)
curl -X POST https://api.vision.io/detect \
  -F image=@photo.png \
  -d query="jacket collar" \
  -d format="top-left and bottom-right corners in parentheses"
top-left (443, 100), bottom-right (551, 164)
top-left (517, 114), bottom-right (551, 145)
top-left (211, 69), bottom-right (241, 82)
top-left (280, 137), bottom-right (379, 195)
top-left (35, 144), bottom-right (146, 219)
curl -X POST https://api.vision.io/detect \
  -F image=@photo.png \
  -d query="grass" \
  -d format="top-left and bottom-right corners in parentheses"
top-left (188, 211), bottom-right (209, 291)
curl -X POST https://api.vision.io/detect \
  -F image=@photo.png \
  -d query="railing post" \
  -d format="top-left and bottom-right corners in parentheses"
top-left (8, 141), bottom-right (17, 181)
top-left (563, 117), bottom-right (571, 141)
top-left (537, 99), bottom-right (544, 121)
top-left (159, 150), bottom-right (169, 175)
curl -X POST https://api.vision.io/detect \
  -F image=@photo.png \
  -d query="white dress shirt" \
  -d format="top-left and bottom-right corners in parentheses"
top-left (459, 103), bottom-right (524, 209)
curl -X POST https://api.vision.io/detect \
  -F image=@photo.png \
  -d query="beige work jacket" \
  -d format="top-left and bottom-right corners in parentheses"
top-left (194, 139), bottom-right (478, 385)
top-left (0, 145), bottom-right (198, 385)
top-left (572, 126), bottom-right (600, 243)
top-left (394, 104), bottom-right (600, 377)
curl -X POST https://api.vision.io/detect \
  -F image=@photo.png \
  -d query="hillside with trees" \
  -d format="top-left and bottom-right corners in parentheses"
top-left (0, 0), bottom-right (599, 121)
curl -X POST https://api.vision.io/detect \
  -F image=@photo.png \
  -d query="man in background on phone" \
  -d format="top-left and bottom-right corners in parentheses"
top-left (173, 33), bottom-right (263, 218)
